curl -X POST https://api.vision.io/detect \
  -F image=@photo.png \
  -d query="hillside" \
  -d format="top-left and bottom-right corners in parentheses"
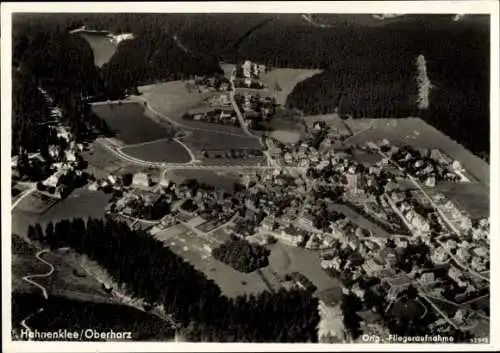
top-left (12, 13), bottom-right (490, 160)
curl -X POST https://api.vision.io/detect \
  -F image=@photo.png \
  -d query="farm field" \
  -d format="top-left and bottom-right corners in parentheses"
top-left (138, 81), bottom-right (245, 135)
top-left (260, 68), bottom-right (323, 106)
top-left (79, 32), bottom-right (117, 67)
top-left (181, 130), bottom-right (261, 152)
top-left (120, 138), bottom-right (192, 163)
top-left (152, 225), bottom-right (269, 297)
top-left (91, 102), bottom-right (174, 145)
top-left (12, 189), bottom-right (112, 237)
top-left (345, 118), bottom-right (489, 186)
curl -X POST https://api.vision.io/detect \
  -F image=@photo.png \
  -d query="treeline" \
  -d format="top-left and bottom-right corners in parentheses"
top-left (11, 72), bottom-right (52, 155)
top-left (26, 218), bottom-right (319, 342)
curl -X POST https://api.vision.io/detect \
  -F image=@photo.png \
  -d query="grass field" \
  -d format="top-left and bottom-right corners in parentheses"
top-left (139, 81), bottom-right (249, 135)
top-left (82, 140), bottom-right (131, 178)
top-left (435, 182), bottom-right (489, 219)
top-left (200, 157), bottom-right (267, 167)
top-left (12, 189), bottom-right (112, 237)
top-left (152, 225), bottom-right (269, 297)
top-left (79, 32), bottom-right (117, 67)
top-left (11, 235), bottom-right (114, 303)
top-left (260, 68), bottom-right (323, 106)
top-left (120, 139), bottom-right (192, 163)
top-left (345, 118), bottom-right (489, 186)
top-left (14, 192), bottom-right (59, 215)
top-left (165, 169), bottom-right (241, 192)
top-left (92, 102), bottom-right (174, 145)
top-left (303, 113), bottom-right (352, 135)
top-left (267, 242), bottom-right (342, 294)
top-left (181, 130), bottom-right (261, 152)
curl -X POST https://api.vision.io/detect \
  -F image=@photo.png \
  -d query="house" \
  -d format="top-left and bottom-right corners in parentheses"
top-left (289, 272), bottom-right (316, 292)
top-left (418, 272), bottom-right (435, 285)
top-left (132, 173), bottom-right (150, 187)
top-left (472, 246), bottom-right (488, 258)
top-left (395, 237), bottom-right (409, 248)
top-left (456, 248), bottom-right (471, 263)
top-left (431, 246), bottom-right (448, 264)
top-left (362, 258), bottom-right (384, 276)
top-left (351, 283), bottom-right (365, 299)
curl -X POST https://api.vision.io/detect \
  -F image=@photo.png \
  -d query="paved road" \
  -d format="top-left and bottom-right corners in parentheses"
top-left (229, 72), bottom-right (264, 146)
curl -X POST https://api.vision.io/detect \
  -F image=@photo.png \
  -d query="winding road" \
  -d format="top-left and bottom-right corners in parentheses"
top-left (20, 249), bottom-right (54, 336)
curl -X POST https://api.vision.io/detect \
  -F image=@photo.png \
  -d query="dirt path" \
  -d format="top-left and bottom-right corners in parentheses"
top-left (20, 249), bottom-right (54, 335)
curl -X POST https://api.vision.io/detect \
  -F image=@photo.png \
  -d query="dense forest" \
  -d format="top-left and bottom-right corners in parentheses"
top-left (13, 13), bottom-right (490, 159)
top-left (212, 239), bottom-right (270, 273)
top-left (26, 218), bottom-right (319, 342)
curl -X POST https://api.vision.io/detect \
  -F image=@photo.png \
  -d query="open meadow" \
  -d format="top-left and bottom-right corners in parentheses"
top-left (345, 118), bottom-right (490, 186)
top-left (82, 140), bottom-right (131, 178)
top-left (165, 169), bottom-right (241, 192)
top-left (181, 129), bottom-right (261, 153)
top-left (260, 68), bottom-right (323, 106)
top-left (79, 32), bottom-right (118, 67)
top-left (12, 189), bottom-right (112, 237)
top-left (138, 81), bottom-right (245, 135)
top-left (434, 182), bottom-right (489, 219)
top-left (152, 225), bottom-right (269, 297)
top-left (120, 138), bottom-right (192, 163)
top-left (91, 102), bottom-right (174, 145)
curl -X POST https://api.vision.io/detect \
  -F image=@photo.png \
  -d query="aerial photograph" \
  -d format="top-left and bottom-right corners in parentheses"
top-left (7, 9), bottom-right (492, 346)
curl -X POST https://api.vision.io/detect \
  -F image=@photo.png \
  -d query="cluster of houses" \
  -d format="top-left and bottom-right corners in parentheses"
top-left (233, 60), bottom-right (267, 89)
top-left (183, 107), bottom-right (238, 126)
top-left (186, 75), bottom-right (231, 93)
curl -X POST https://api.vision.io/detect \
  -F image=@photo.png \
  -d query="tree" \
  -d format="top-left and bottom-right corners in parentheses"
top-left (122, 173), bottom-right (133, 187)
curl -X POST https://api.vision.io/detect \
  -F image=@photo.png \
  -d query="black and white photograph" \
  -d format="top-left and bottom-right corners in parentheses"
top-left (2, 1), bottom-right (498, 351)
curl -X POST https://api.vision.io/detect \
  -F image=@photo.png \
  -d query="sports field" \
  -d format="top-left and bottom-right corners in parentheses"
top-left (120, 139), bottom-right (192, 163)
top-left (91, 102), bottom-right (174, 145)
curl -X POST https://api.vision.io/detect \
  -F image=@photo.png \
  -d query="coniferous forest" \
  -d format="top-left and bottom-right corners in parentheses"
top-left (13, 14), bottom-right (490, 159)
top-left (26, 218), bottom-right (320, 342)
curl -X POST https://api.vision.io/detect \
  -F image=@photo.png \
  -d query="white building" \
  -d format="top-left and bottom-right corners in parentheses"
top-left (132, 172), bottom-right (150, 187)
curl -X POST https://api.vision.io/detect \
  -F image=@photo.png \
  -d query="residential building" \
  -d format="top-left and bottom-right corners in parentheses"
top-left (362, 258), bottom-right (384, 276)
top-left (132, 172), bottom-right (150, 188)
top-left (418, 272), bottom-right (435, 285)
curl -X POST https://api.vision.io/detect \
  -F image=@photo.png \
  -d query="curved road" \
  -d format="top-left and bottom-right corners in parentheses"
top-left (20, 249), bottom-right (54, 335)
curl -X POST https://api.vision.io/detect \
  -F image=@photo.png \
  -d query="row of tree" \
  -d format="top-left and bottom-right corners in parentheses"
top-left (26, 217), bottom-right (320, 342)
